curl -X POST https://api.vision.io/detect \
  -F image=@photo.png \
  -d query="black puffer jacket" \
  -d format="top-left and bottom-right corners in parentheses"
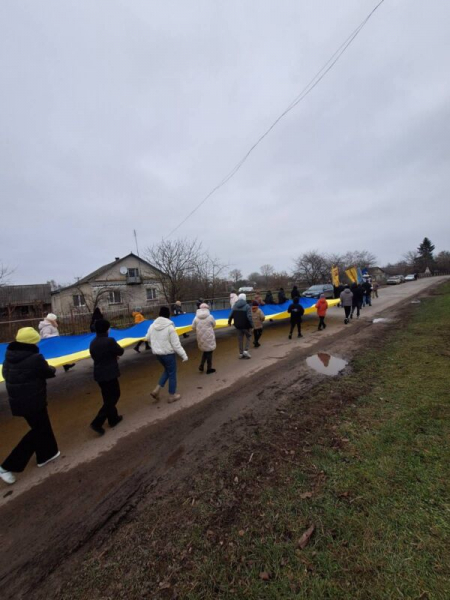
top-left (288, 301), bottom-right (305, 322)
top-left (1, 342), bottom-right (56, 417)
top-left (89, 333), bottom-right (125, 382)
top-left (228, 299), bottom-right (254, 330)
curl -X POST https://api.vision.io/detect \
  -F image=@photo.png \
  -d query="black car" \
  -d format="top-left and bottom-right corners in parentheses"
top-left (301, 284), bottom-right (334, 299)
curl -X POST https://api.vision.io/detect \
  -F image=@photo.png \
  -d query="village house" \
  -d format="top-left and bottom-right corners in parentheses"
top-left (0, 283), bottom-right (52, 319)
top-left (51, 253), bottom-right (166, 316)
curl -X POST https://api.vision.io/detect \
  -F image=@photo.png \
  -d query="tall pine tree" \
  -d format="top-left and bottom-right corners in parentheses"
top-left (417, 237), bottom-right (435, 272)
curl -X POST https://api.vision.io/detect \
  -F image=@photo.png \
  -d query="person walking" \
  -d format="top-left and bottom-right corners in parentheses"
top-left (253, 290), bottom-right (265, 306)
top-left (315, 294), bottom-right (329, 331)
top-left (89, 307), bottom-right (104, 333)
top-left (146, 306), bottom-right (188, 403)
top-left (0, 327), bottom-right (60, 485)
top-left (291, 285), bottom-right (300, 299)
top-left (132, 309), bottom-right (150, 353)
top-left (89, 319), bottom-right (124, 435)
top-left (287, 296), bottom-right (305, 338)
top-left (39, 313), bottom-right (75, 371)
top-left (251, 300), bottom-right (265, 347)
top-left (264, 290), bottom-right (275, 304)
top-left (278, 287), bottom-right (287, 304)
top-left (340, 285), bottom-right (353, 324)
top-left (350, 283), bottom-right (364, 319)
top-left (172, 300), bottom-right (190, 339)
top-left (372, 281), bottom-right (379, 298)
top-left (192, 303), bottom-right (216, 374)
top-left (362, 279), bottom-right (372, 307)
top-left (229, 290), bottom-right (239, 308)
top-left (228, 293), bottom-right (254, 359)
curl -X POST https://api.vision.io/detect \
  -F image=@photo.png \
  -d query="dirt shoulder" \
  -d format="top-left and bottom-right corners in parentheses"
top-left (0, 279), bottom-right (448, 599)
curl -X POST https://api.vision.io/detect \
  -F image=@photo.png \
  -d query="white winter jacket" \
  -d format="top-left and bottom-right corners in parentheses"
top-left (39, 320), bottom-right (59, 339)
top-left (192, 308), bottom-right (216, 352)
top-left (146, 317), bottom-right (188, 360)
top-left (229, 293), bottom-right (239, 307)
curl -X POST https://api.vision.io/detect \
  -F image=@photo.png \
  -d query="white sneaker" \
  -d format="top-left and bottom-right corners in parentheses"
top-left (239, 353), bottom-right (244, 359)
top-left (37, 451), bottom-right (61, 468)
top-left (0, 467), bottom-right (16, 485)
top-left (168, 393), bottom-right (181, 403)
top-left (242, 351), bottom-right (251, 359)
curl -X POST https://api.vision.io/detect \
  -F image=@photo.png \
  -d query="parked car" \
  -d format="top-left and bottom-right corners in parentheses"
top-left (404, 274), bottom-right (416, 282)
top-left (238, 286), bottom-right (254, 293)
top-left (386, 275), bottom-right (403, 285)
top-left (301, 284), bottom-right (334, 299)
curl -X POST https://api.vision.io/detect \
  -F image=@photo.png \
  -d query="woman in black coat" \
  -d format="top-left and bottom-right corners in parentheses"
top-left (0, 328), bottom-right (60, 485)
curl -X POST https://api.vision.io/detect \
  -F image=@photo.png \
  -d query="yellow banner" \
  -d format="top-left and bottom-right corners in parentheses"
top-left (345, 267), bottom-right (358, 283)
top-left (331, 266), bottom-right (340, 287)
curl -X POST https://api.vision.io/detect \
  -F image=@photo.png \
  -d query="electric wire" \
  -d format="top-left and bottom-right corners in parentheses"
top-left (167, 0), bottom-right (386, 237)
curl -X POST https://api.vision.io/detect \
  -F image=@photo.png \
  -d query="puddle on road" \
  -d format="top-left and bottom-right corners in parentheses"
top-left (411, 300), bottom-right (421, 304)
top-left (306, 353), bottom-right (347, 376)
top-left (373, 318), bottom-right (391, 324)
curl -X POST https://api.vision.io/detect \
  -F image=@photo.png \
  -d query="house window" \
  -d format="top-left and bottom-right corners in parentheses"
top-left (128, 268), bottom-right (139, 278)
top-left (108, 290), bottom-right (122, 304)
top-left (146, 288), bottom-right (157, 301)
top-left (73, 294), bottom-right (86, 307)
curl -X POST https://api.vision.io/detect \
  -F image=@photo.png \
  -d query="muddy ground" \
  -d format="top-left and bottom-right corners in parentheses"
top-left (0, 278), bottom-right (446, 599)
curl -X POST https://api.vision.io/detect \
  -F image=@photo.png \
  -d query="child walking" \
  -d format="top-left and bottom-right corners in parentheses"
top-left (192, 303), bottom-right (216, 374)
top-left (251, 300), bottom-right (265, 347)
top-left (315, 294), bottom-right (329, 331)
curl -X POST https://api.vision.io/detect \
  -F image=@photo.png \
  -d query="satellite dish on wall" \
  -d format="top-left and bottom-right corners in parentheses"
top-left (119, 266), bottom-right (128, 275)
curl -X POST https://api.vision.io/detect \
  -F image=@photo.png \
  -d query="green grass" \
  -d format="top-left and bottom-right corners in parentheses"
top-left (60, 284), bottom-right (450, 600)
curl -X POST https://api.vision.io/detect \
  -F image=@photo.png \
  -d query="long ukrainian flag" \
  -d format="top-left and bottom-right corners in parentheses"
top-left (0, 298), bottom-right (339, 382)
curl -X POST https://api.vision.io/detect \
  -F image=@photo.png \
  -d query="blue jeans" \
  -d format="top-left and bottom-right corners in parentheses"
top-left (157, 354), bottom-right (177, 394)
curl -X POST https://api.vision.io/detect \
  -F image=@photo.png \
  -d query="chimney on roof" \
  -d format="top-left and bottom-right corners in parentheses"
top-left (115, 257), bottom-right (120, 261)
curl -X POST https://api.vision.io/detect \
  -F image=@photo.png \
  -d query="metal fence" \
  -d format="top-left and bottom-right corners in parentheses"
top-left (0, 295), bottom-right (238, 342)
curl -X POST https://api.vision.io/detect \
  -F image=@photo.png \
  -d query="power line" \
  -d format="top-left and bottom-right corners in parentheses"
top-left (167, 0), bottom-right (386, 237)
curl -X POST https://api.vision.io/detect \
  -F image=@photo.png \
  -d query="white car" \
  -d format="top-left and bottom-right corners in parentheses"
top-left (238, 286), bottom-right (254, 293)
top-left (386, 275), bottom-right (403, 285)
top-left (404, 274), bottom-right (416, 282)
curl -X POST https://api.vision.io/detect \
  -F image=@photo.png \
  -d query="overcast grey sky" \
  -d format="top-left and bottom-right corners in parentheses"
top-left (0, 0), bottom-right (449, 284)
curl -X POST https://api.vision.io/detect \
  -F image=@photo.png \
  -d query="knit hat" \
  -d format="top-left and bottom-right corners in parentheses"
top-left (159, 306), bottom-right (171, 318)
top-left (16, 327), bottom-right (40, 345)
top-left (199, 303), bottom-right (209, 309)
top-left (238, 293), bottom-right (246, 301)
top-left (46, 313), bottom-right (57, 321)
top-left (94, 319), bottom-right (110, 334)
top-left (252, 300), bottom-right (259, 307)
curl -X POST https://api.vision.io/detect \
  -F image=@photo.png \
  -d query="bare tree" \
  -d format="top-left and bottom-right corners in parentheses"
top-left (0, 263), bottom-right (14, 287)
top-left (195, 255), bottom-right (228, 301)
top-left (436, 250), bottom-right (450, 272)
top-left (260, 264), bottom-right (275, 288)
top-left (145, 238), bottom-right (204, 304)
top-left (293, 251), bottom-right (329, 285)
top-left (341, 250), bottom-right (377, 270)
top-left (229, 269), bottom-right (242, 285)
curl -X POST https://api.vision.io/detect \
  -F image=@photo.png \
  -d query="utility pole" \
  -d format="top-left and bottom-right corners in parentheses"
top-left (133, 230), bottom-right (140, 257)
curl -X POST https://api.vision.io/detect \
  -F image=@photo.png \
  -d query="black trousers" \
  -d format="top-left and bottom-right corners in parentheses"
top-left (253, 328), bottom-right (263, 345)
top-left (318, 316), bottom-right (326, 329)
top-left (200, 351), bottom-right (213, 369)
top-left (1, 408), bottom-right (59, 473)
top-left (92, 378), bottom-right (121, 428)
top-left (134, 340), bottom-right (150, 351)
top-left (351, 302), bottom-right (362, 317)
top-left (344, 306), bottom-right (352, 319)
top-left (289, 321), bottom-right (302, 335)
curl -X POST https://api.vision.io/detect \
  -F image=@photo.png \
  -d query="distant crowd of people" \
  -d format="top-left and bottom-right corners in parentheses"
top-left (0, 280), bottom-right (379, 486)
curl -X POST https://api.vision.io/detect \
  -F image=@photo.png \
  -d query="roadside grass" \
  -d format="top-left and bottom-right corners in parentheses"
top-left (61, 284), bottom-right (450, 600)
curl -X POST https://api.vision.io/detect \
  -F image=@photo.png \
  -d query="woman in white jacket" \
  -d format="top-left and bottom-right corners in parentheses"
top-left (146, 306), bottom-right (188, 403)
top-left (38, 314), bottom-right (75, 372)
top-left (192, 303), bottom-right (216, 374)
